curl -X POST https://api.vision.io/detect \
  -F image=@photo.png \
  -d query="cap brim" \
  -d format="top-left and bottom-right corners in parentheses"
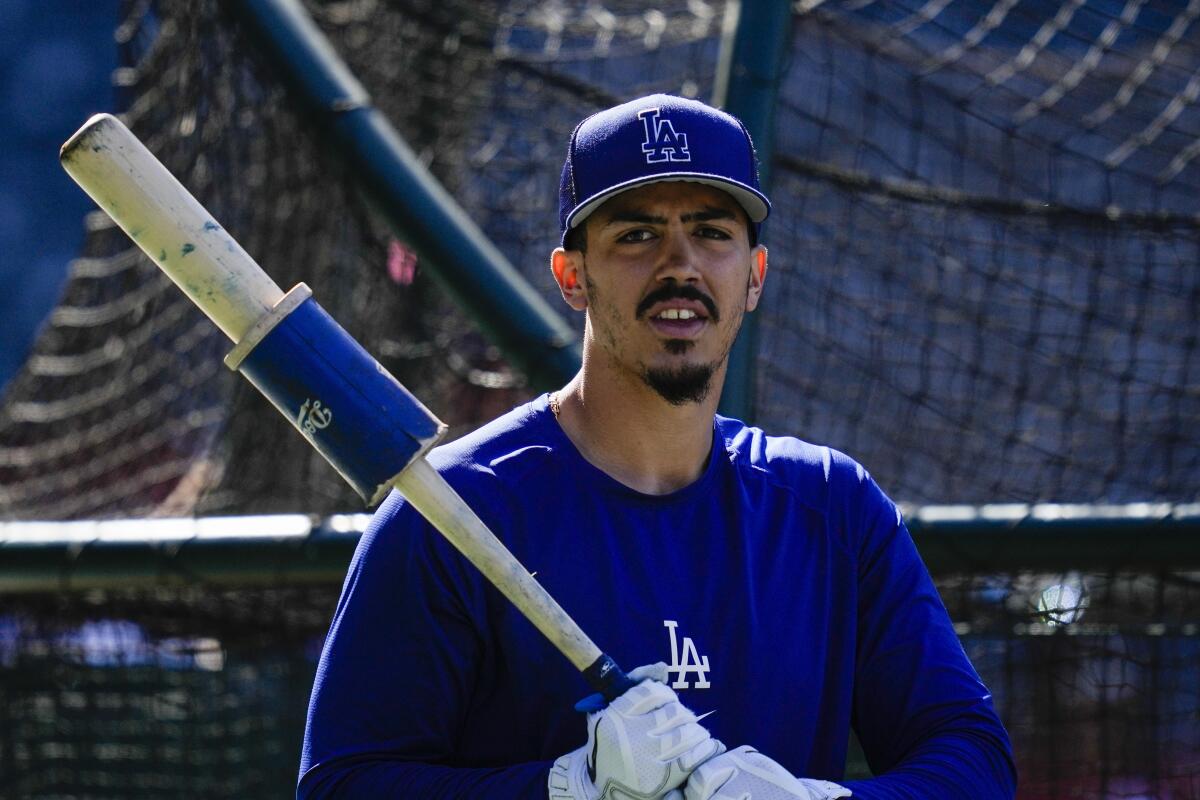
top-left (564, 173), bottom-right (771, 232)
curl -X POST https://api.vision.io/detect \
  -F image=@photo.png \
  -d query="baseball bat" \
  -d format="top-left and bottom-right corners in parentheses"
top-left (60, 113), bottom-right (636, 702)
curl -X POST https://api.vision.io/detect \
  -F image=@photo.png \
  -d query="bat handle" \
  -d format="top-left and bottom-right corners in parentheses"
top-left (576, 653), bottom-right (641, 711)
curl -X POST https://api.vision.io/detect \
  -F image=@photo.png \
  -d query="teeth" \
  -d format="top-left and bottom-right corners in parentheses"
top-left (658, 309), bottom-right (697, 320)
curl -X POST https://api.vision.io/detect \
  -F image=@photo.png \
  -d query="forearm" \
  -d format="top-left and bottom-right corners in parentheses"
top-left (298, 758), bottom-right (552, 800)
top-left (842, 468), bottom-right (1016, 800)
top-left (840, 725), bottom-right (1016, 800)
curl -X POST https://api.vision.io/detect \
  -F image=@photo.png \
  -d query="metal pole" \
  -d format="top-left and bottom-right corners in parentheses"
top-left (714, 0), bottom-right (794, 421)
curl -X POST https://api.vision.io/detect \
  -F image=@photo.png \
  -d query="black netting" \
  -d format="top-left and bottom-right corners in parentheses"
top-left (0, 586), bottom-right (337, 798)
top-left (1, 570), bottom-right (1196, 797)
top-left (761, 2), bottom-right (1199, 504)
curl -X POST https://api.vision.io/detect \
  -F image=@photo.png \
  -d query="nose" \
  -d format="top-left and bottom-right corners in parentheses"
top-left (654, 225), bottom-right (701, 283)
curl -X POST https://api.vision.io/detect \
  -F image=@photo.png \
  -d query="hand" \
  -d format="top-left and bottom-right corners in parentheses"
top-left (548, 663), bottom-right (725, 800)
top-left (674, 745), bottom-right (851, 800)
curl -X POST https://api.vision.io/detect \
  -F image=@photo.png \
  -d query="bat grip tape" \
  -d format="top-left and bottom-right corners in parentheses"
top-left (576, 654), bottom-right (639, 711)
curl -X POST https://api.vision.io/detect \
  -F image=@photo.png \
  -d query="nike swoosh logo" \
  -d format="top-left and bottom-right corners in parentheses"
top-left (586, 718), bottom-right (600, 785)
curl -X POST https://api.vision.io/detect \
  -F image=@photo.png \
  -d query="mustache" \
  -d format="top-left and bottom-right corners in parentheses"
top-left (635, 284), bottom-right (719, 322)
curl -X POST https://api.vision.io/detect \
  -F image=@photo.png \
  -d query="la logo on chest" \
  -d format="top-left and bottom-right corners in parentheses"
top-left (663, 620), bottom-right (711, 689)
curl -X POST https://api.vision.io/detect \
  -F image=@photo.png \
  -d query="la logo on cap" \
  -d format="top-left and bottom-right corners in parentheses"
top-left (638, 108), bottom-right (690, 164)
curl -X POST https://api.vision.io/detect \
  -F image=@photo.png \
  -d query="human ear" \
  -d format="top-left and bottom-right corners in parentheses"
top-left (746, 245), bottom-right (767, 312)
top-left (551, 248), bottom-right (588, 311)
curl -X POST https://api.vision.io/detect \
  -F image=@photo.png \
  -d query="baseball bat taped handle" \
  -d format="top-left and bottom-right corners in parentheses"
top-left (582, 654), bottom-right (640, 705)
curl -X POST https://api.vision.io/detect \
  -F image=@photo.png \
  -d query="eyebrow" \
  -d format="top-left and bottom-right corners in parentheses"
top-left (599, 206), bottom-right (739, 227)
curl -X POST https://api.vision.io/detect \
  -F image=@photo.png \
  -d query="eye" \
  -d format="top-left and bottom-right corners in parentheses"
top-left (696, 225), bottom-right (733, 240)
top-left (617, 228), bottom-right (656, 244)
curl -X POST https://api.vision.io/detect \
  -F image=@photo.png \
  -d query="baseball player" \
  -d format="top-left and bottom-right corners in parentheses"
top-left (298, 95), bottom-right (1017, 799)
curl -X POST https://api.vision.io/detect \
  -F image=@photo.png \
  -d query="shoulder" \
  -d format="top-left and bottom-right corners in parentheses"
top-left (717, 415), bottom-right (877, 510)
top-left (362, 398), bottom-right (556, 594)
top-left (377, 396), bottom-right (562, 519)
top-left (427, 397), bottom-right (556, 477)
top-left (717, 415), bottom-right (902, 561)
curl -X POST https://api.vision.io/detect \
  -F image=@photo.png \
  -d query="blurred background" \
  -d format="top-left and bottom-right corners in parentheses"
top-left (0, 0), bottom-right (119, 395)
top-left (0, 1), bottom-right (1197, 797)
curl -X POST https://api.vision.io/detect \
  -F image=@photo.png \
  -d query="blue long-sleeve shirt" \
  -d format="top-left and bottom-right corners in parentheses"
top-left (299, 395), bottom-right (1016, 798)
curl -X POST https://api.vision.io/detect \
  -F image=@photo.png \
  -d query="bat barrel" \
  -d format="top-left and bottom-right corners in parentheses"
top-left (60, 113), bottom-right (283, 342)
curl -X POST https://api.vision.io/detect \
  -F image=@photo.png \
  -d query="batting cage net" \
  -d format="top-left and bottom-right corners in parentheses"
top-left (766, 0), bottom-right (1199, 505)
top-left (0, 0), bottom-right (1197, 797)
top-left (2, 558), bottom-right (1196, 798)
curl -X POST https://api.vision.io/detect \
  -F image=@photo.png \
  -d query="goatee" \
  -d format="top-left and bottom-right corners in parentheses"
top-left (643, 360), bottom-right (716, 406)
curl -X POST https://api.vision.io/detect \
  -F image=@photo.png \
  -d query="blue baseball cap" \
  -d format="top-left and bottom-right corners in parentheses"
top-left (558, 94), bottom-right (771, 245)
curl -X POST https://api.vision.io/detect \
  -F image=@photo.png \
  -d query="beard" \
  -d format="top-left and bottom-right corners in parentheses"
top-left (642, 360), bottom-right (717, 406)
top-left (642, 338), bottom-right (718, 405)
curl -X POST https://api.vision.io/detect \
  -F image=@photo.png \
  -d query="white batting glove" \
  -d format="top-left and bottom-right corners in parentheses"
top-left (678, 745), bottom-right (851, 800)
top-left (548, 663), bottom-right (725, 800)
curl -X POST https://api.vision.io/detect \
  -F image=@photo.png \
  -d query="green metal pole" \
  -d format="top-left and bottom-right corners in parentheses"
top-left (714, 0), bottom-right (793, 422)
top-left (229, 0), bottom-right (580, 390)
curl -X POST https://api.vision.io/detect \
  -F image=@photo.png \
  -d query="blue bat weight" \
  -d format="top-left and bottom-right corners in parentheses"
top-left (224, 284), bottom-right (447, 505)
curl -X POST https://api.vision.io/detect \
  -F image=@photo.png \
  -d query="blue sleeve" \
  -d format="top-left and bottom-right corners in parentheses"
top-left (296, 492), bottom-right (551, 800)
top-left (833, 458), bottom-right (1017, 799)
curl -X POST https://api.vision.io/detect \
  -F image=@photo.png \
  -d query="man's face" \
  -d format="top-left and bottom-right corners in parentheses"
top-left (557, 181), bottom-right (765, 405)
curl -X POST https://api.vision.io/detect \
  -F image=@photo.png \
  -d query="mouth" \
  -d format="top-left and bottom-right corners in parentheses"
top-left (637, 286), bottom-right (718, 340)
top-left (646, 305), bottom-right (708, 338)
